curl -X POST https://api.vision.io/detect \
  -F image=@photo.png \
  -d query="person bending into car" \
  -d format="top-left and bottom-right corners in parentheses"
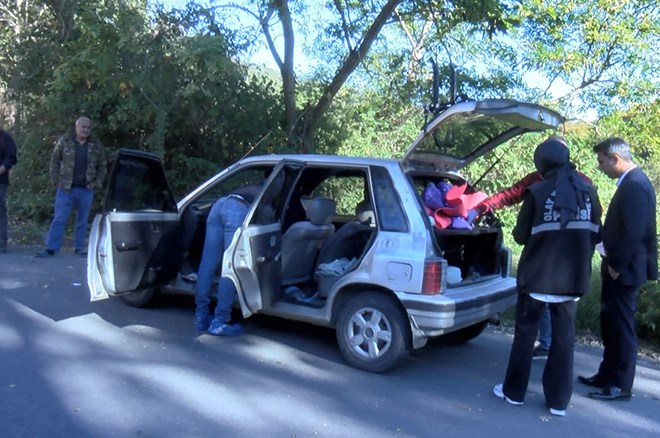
top-left (194, 183), bottom-right (262, 336)
top-left (467, 135), bottom-right (591, 361)
top-left (492, 138), bottom-right (601, 417)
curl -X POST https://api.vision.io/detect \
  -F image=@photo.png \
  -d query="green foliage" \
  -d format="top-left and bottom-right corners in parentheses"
top-left (638, 281), bottom-right (660, 344)
top-left (511, 0), bottom-right (660, 116)
top-left (575, 259), bottom-right (604, 334)
top-left (1, 0), bottom-right (658, 345)
top-left (5, 1), bottom-right (284, 221)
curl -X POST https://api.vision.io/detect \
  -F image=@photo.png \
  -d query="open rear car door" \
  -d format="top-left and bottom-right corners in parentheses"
top-left (88, 149), bottom-right (179, 301)
top-left (228, 161), bottom-right (304, 317)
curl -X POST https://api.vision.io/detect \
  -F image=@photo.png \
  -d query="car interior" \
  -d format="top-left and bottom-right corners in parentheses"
top-left (410, 172), bottom-right (507, 284)
top-left (175, 164), bottom-right (377, 307)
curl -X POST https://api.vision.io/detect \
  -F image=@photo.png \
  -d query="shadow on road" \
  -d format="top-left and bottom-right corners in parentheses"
top-left (2, 245), bottom-right (660, 437)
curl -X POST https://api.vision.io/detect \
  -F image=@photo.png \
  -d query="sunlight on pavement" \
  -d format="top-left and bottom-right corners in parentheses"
top-left (0, 321), bottom-right (24, 349)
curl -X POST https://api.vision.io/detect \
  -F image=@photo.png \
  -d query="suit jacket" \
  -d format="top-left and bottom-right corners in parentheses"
top-left (602, 167), bottom-right (658, 286)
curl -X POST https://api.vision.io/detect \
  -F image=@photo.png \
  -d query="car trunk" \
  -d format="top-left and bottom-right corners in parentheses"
top-left (409, 171), bottom-right (510, 287)
top-left (400, 100), bottom-right (564, 289)
top-left (433, 226), bottom-right (507, 285)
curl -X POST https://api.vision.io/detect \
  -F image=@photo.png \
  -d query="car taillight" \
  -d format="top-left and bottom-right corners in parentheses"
top-left (422, 259), bottom-right (445, 295)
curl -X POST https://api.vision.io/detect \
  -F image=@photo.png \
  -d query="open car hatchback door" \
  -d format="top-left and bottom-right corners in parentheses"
top-left (88, 149), bottom-right (179, 301)
top-left (402, 99), bottom-right (565, 172)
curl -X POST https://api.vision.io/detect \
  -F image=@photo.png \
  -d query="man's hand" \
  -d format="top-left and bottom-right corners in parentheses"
top-left (607, 265), bottom-right (620, 280)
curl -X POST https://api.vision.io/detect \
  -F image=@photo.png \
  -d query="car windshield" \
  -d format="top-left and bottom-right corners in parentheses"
top-left (417, 112), bottom-right (516, 160)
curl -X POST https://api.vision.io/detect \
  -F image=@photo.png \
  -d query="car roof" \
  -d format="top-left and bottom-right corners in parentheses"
top-left (237, 154), bottom-right (402, 168)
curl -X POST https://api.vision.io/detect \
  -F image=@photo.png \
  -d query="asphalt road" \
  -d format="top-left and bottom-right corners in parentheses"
top-left (1, 245), bottom-right (659, 437)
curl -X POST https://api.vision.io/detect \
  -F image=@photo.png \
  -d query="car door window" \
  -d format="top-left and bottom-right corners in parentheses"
top-left (309, 173), bottom-right (367, 217)
top-left (371, 166), bottom-right (408, 232)
top-left (192, 166), bottom-right (274, 209)
top-left (106, 153), bottom-right (177, 213)
top-left (420, 112), bottom-right (508, 159)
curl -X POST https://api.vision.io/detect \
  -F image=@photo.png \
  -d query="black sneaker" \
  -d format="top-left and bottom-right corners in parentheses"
top-left (74, 249), bottom-right (88, 257)
top-left (533, 345), bottom-right (549, 360)
top-left (35, 249), bottom-right (55, 258)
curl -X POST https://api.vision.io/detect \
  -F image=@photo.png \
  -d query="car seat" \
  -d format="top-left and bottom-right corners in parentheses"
top-left (281, 197), bottom-right (336, 285)
top-left (314, 200), bottom-right (375, 297)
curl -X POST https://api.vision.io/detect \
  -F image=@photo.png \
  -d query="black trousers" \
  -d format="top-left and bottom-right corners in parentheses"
top-left (597, 271), bottom-right (639, 391)
top-left (503, 293), bottom-right (577, 410)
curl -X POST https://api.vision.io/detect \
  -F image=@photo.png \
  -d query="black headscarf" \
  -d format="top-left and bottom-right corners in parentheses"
top-left (533, 138), bottom-right (588, 229)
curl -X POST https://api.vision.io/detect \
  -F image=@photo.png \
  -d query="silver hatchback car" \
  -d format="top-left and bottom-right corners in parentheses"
top-left (88, 99), bottom-right (563, 372)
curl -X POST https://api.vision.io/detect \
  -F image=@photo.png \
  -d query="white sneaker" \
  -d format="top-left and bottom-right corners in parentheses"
top-left (549, 408), bottom-right (566, 417)
top-left (493, 383), bottom-right (524, 405)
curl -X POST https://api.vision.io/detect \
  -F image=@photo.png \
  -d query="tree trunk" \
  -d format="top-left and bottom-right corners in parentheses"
top-left (270, 0), bottom-right (297, 150)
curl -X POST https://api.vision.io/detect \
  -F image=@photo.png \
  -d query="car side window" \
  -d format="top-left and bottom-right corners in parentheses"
top-left (370, 166), bottom-right (408, 232)
top-left (107, 153), bottom-right (177, 213)
top-left (249, 164), bottom-right (292, 225)
top-left (192, 166), bottom-right (274, 209)
top-left (309, 174), bottom-right (366, 217)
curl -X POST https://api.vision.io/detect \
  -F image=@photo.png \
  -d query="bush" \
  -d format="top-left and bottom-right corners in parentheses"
top-left (637, 281), bottom-right (660, 344)
top-left (575, 260), bottom-right (604, 335)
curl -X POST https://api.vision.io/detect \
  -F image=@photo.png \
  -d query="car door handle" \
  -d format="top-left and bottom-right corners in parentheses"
top-left (116, 241), bottom-right (142, 251)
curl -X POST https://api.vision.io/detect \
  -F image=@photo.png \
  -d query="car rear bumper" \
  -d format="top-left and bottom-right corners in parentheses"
top-left (399, 277), bottom-right (517, 337)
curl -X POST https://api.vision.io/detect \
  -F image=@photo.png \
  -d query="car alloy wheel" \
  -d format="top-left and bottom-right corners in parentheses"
top-left (336, 291), bottom-right (410, 373)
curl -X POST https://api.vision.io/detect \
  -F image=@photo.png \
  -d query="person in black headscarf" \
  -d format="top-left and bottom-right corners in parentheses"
top-left (493, 138), bottom-right (602, 417)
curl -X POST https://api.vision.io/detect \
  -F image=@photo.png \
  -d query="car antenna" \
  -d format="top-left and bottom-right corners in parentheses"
top-left (472, 136), bottom-right (522, 188)
top-left (240, 130), bottom-right (272, 161)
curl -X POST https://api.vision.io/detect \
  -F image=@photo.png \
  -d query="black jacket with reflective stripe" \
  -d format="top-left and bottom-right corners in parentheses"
top-left (513, 178), bottom-right (602, 296)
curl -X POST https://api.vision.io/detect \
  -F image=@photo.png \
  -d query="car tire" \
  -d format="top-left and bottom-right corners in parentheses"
top-left (439, 321), bottom-right (488, 344)
top-left (335, 291), bottom-right (410, 373)
top-left (119, 288), bottom-right (158, 308)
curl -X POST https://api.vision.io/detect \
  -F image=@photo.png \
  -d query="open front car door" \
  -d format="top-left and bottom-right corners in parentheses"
top-left (87, 149), bottom-right (179, 301)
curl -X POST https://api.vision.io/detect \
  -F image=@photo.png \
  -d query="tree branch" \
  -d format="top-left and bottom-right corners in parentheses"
top-left (304, 0), bottom-right (402, 147)
top-left (260, 6), bottom-right (283, 69)
top-left (333, 0), bottom-right (354, 52)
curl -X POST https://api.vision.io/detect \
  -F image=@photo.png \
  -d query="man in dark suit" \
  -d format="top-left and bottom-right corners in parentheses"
top-left (579, 137), bottom-right (658, 401)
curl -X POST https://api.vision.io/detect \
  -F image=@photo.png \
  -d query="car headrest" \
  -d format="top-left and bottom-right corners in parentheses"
top-left (355, 200), bottom-right (375, 225)
top-left (306, 197), bottom-right (336, 225)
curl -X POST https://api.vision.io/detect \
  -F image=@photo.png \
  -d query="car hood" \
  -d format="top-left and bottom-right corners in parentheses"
top-left (402, 99), bottom-right (565, 172)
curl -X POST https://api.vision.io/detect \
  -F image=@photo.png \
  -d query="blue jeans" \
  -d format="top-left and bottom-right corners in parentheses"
top-left (0, 184), bottom-right (7, 246)
top-left (46, 187), bottom-right (94, 252)
top-left (538, 304), bottom-right (552, 349)
top-left (195, 197), bottom-right (249, 323)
